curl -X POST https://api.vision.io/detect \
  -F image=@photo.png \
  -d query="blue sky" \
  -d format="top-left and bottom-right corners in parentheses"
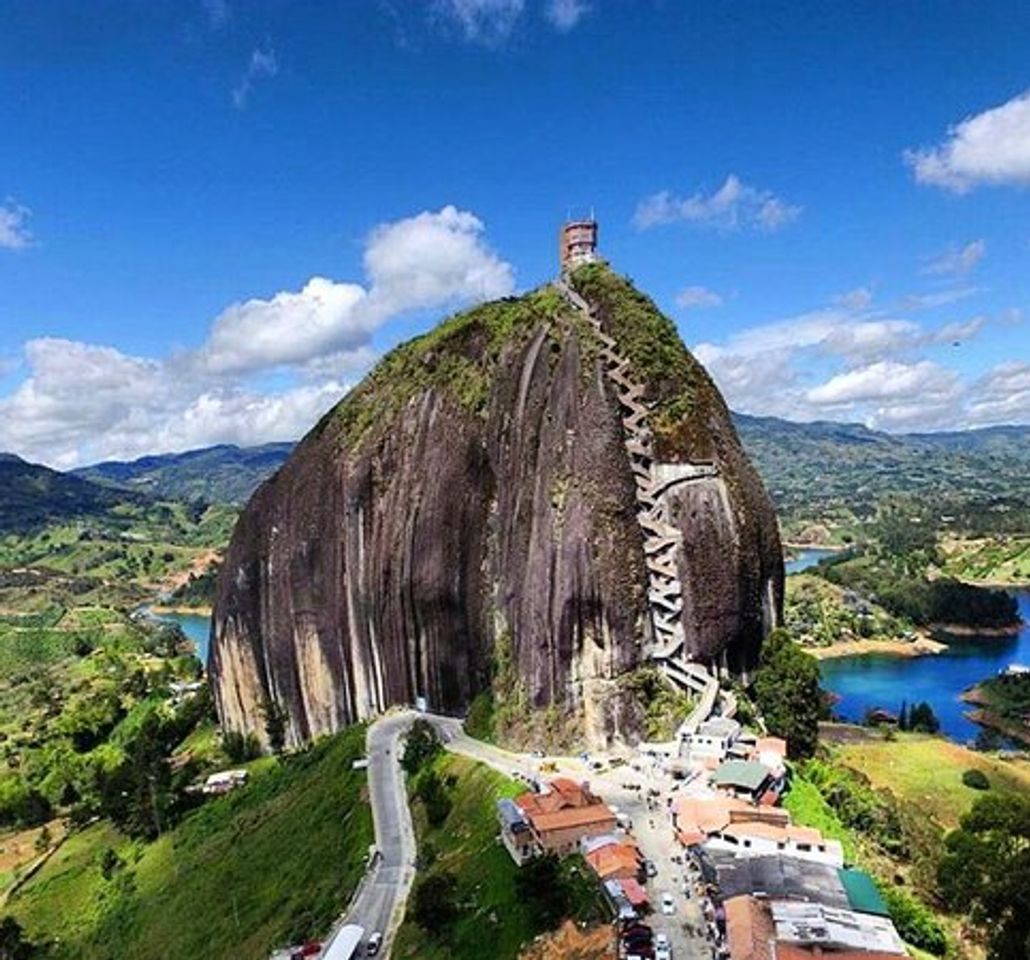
top-left (1, 0), bottom-right (1028, 466)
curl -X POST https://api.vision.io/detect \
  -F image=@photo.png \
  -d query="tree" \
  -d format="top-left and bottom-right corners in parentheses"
top-left (937, 793), bottom-right (1030, 960)
top-left (0, 917), bottom-right (37, 959)
top-left (401, 719), bottom-right (442, 775)
top-left (414, 769), bottom-right (452, 827)
top-left (223, 730), bottom-right (262, 763)
top-left (897, 700), bottom-right (909, 731)
top-left (961, 769), bottom-right (990, 791)
top-left (411, 871), bottom-right (459, 933)
top-left (752, 630), bottom-right (822, 759)
top-left (514, 854), bottom-right (573, 928)
top-left (261, 699), bottom-right (288, 754)
top-left (908, 701), bottom-right (940, 734)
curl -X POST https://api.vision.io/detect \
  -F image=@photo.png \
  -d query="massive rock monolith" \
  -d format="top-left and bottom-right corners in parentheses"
top-left (210, 264), bottom-right (783, 749)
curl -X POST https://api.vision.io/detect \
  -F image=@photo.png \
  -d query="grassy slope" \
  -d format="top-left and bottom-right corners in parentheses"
top-left (939, 536), bottom-right (1030, 584)
top-left (394, 754), bottom-right (531, 960)
top-left (782, 777), bottom-right (858, 862)
top-left (394, 754), bottom-right (604, 960)
top-left (10, 727), bottom-right (373, 960)
top-left (834, 732), bottom-right (1030, 830)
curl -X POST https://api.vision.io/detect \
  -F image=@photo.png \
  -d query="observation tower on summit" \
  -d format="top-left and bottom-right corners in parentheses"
top-left (559, 216), bottom-right (599, 273)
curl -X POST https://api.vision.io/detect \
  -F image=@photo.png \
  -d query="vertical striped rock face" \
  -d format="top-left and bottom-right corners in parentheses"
top-left (210, 266), bottom-right (783, 749)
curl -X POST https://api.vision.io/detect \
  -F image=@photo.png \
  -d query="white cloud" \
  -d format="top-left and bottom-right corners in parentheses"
top-left (899, 287), bottom-right (978, 312)
top-left (691, 284), bottom-right (1010, 431)
top-left (633, 175), bottom-right (801, 232)
top-left (197, 278), bottom-right (370, 376)
top-left (0, 337), bottom-right (348, 469)
top-left (932, 316), bottom-right (986, 344)
top-left (193, 205), bottom-right (513, 377)
top-left (232, 46), bottom-right (279, 109)
top-left (434, 0), bottom-right (525, 44)
top-left (906, 91), bottom-right (1030, 193)
top-left (676, 285), bottom-right (723, 310)
top-left (922, 239), bottom-right (985, 276)
top-left (832, 287), bottom-right (874, 311)
top-left (805, 360), bottom-right (959, 406)
top-left (0, 206), bottom-right (514, 467)
top-left (0, 199), bottom-right (33, 249)
top-left (965, 361), bottom-right (1030, 426)
top-left (362, 205), bottom-right (514, 315)
top-left (545, 0), bottom-right (588, 31)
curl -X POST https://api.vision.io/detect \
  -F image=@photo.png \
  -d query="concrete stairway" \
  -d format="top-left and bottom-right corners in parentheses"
top-left (553, 276), bottom-right (731, 738)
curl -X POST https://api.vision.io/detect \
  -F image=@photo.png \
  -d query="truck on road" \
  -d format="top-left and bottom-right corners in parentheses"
top-left (321, 924), bottom-right (364, 960)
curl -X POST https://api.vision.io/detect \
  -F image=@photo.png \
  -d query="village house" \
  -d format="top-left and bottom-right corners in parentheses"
top-left (685, 717), bottom-right (743, 763)
top-left (496, 798), bottom-right (536, 864)
top-left (705, 821), bottom-right (844, 868)
top-left (713, 759), bottom-right (783, 804)
top-left (673, 795), bottom-right (790, 848)
top-left (500, 777), bottom-right (617, 860)
top-left (581, 834), bottom-right (644, 882)
top-left (724, 895), bottom-right (907, 960)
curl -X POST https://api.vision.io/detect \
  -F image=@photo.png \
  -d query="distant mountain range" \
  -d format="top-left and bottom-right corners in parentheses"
top-left (72, 442), bottom-right (295, 504)
top-left (732, 414), bottom-right (1030, 520)
top-left (1, 418), bottom-right (1027, 535)
top-left (0, 452), bottom-right (148, 532)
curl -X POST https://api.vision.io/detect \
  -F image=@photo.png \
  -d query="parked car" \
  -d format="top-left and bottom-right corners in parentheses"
top-left (660, 892), bottom-right (675, 915)
top-left (365, 932), bottom-right (383, 956)
top-left (644, 859), bottom-right (658, 878)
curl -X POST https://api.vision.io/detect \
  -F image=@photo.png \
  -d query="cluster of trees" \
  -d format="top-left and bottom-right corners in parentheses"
top-left (898, 701), bottom-right (940, 734)
top-left (821, 555), bottom-right (1019, 630)
top-left (752, 629), bottom-right (824, 759)
top-left (938, 793), bottom-right (1030, 960)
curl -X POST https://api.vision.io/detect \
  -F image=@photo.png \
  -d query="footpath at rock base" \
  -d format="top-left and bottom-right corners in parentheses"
top-left (210, 263), bottom-right (783, 749)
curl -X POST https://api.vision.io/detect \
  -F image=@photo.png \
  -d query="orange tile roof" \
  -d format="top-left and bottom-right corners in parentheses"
top-left (585, 842), bottom-right (641, 879)
top-left (516, 778), bottom-right (598, 817)
top-left (530, 804), bottom-right (616, 834)
top-left (725, 896), bottom-right (774, 960)
top-left (673, 796), bottom-right (752, 834)
top-left (620, 877), bottom-right (649, 907)
top-left (721, 822), bottom-right (824, 844)
top-left (776, 947), bottom-right (905, 960)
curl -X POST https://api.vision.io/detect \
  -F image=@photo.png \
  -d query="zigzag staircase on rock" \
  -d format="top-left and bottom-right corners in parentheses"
top-left (553, 276), bottom-right (734, 739)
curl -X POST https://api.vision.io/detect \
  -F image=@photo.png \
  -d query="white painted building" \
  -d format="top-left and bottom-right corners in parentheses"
top-left (685, 717), bottom-right (742, 762)
top-left (705, 821), bottom-right (844, 867)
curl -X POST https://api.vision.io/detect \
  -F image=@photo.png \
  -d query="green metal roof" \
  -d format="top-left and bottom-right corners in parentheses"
top-left (838, 867), bottom-right (889, 916)
top-left (712, 760), bottom-right (770, 791)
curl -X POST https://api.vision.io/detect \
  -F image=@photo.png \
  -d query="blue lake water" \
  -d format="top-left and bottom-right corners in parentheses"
top-left (819, 590), bottom-right (1030, 745)
top-left (784, 547), bottom-right (840, 576)
top-left (149, 610), bottom-right (212, 667)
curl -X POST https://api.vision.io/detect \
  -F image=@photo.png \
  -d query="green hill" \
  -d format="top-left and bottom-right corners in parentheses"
top-left (733, 415), bottom-right (1030, 532)
top-left (7, 727), bottom-right (373, 960)
top-left (73, 443), bottom-right (295, 505)
top-left (0, 454), bottom-right (147, 534)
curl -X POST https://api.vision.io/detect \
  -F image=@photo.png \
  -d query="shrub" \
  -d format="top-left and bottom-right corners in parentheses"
top-left (223, 730), bottom-right (262, 763)
top-left (401, 720), bottom-right (442, 775)
top-left (411, 871), bottom-right (459, 933)
top-left (961, 769), bottom-right (990, 791)
top-left (880, 885), bottom-right (947, 955)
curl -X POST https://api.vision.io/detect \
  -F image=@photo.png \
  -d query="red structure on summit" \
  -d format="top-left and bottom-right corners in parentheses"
top-left (559, 217), bottom-right (599, 272)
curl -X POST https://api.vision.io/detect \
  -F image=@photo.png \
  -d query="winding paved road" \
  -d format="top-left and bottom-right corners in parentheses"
top-left (320, 712), bottom-right (417, 959)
